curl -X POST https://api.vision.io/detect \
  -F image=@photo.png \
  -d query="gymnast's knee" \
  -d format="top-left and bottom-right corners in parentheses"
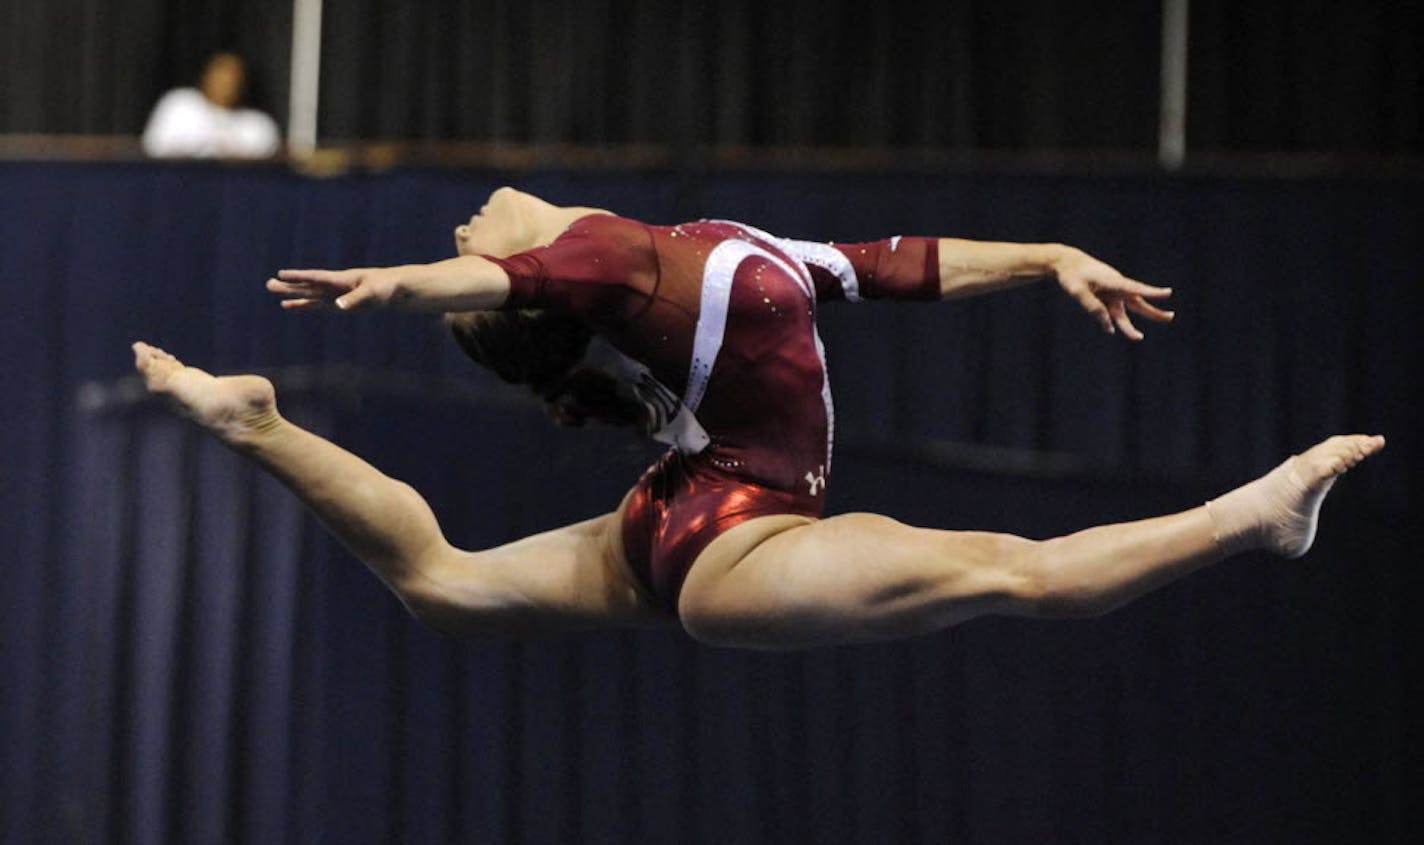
top-left (1000, 536), bottom-right (1119, 620)
top-left (937, 532), bottom-right (1117, 620)
top-left (937, 532), bottom-right (1061, 617)
top-left (394, 550), bottom-right (537, 639)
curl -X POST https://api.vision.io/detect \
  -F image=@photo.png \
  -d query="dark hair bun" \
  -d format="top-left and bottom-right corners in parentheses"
top-left (446, 309), bottom-right (649, 433)
top-left (544, 367), bottom-right (647, 429)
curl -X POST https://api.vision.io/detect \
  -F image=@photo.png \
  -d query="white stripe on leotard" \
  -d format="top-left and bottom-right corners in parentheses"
top-left (706, 221), bottom-right (815, 296)
top-left (687, 225), bottom-right (836, 471)
top-left (779, 239), bottom-right (860, 302)
top-left (685, 238), bottom-right (750, 413)
top-left (709, 219), bottom-right (861, 303)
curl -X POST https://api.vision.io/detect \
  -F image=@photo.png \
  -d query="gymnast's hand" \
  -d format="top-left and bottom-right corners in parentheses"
top-left (1050, 248), bottom-right (1174, 341)
top-left (266, 267), bottom-right (401, 310)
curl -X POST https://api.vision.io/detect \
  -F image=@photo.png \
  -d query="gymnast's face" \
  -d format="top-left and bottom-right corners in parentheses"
top-left (454, 187), bottom-right (543, 258)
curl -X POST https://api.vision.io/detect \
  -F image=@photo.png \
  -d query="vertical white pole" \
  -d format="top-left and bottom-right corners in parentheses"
top-left (288, 0), bottom-right (323, 157)
top-left (1159, 0), bottom-right (1189, 170)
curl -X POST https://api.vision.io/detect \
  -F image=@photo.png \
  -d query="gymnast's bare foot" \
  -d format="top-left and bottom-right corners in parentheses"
top-left (1206, 434), bottom-right (1386, 558)
top-left (132, 341), bottom-right (280, 445)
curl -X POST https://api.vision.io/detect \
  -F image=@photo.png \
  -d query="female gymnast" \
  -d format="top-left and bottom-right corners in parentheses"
top-left (132, 187), bottom-right (1384, 649)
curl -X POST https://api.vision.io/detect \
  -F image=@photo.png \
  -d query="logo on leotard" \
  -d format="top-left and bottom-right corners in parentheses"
top-left (805, 465), bottom-right (827, 496)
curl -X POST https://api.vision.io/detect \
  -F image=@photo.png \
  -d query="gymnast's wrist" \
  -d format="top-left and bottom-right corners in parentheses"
top-left (1039, 243), bottom-right (1077, 276)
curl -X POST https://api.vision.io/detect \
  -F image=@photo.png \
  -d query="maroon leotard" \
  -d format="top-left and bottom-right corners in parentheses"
top-left (484, 216), bottom-right (939, 611)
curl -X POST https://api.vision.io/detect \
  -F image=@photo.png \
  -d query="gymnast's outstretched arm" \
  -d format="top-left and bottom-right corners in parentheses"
top-left (265, 254), bottom-right (513, 312)
top-left (797, 235), bottom-right (1175, 340)
top-left (935, 239), bottom-right (1175, 340)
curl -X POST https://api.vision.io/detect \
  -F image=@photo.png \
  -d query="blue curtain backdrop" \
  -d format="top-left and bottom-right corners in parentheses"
top-left (1, 161), bottom-right (1419, 843)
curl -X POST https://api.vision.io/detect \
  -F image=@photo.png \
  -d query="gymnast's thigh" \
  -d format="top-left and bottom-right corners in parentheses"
top-left (409, 493), bottom-right (669, 637)
top-left (676, 512), bottom-right (1035, 647)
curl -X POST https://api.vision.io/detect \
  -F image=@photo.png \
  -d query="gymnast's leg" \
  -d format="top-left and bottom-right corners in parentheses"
top-left (132, 342), bottom-right (662, 637)
top-left (677, 434), bottom-right (1385, 650)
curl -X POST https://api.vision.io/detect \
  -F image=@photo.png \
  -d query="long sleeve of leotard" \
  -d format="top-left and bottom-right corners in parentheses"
top-left (778, 236), bottom-right (941, 302)
top-left (480, 215), bottom-right (657, 314)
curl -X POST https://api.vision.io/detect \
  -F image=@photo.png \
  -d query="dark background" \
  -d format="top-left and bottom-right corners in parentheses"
top-left (1, 1), bottom-right (1421, 843)
top-left (2, 0), bottom-right (1421, 154)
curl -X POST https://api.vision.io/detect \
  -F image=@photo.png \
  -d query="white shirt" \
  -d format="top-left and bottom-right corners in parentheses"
top-left (141, 88), bottom-right (280, 159)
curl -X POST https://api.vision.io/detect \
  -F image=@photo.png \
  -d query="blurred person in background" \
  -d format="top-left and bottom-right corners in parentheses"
top-left (142, 51), bottom-right (279, 159)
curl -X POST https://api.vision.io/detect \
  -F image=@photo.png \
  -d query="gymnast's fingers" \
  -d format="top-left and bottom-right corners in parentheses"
top-left (278, 297), bottom-right (330, 310)
top-left (1116, 277), bottom-right (1173, 298)
top-left (267, 278), bottom-right (337, 299)
top-left (1070, 287), bottom-right (1114, 333)
top-left (1110, 299), bottom-right (1144, 341)
top-left (276, 268), bottom-right (358, 289)
top-left (1127, 295), bottom-right (1176, 322)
